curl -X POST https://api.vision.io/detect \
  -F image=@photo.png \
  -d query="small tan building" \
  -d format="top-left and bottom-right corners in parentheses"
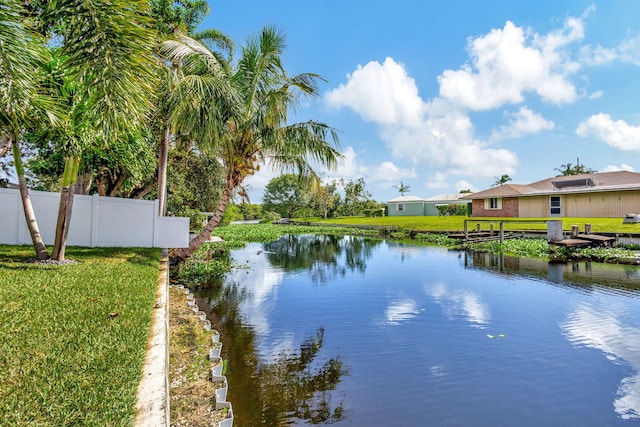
top-left (463, 171), bottom-right (640, 218)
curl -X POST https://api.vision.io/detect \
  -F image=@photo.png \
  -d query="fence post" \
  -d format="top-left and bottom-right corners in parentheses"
top-left (91, 194), bottom-right (100, 247)
top-left (153, 199), bottom-right (160, 247)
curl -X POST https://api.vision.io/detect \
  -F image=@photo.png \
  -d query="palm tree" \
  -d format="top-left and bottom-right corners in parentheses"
top-left (555, 158), bottom-right (596, 176)
top-left (40, 0), bottom-right (159, 261)
top-left (164, 26), bottom-right (342, 261)
top-left (155, 32), bottom-right (233, 217)
top-left (492, 174), bottom-right (512, 187)
top-left (393, 181), bottom-right (411, 196)
top-left (0, 0), bottom-right (59, 259)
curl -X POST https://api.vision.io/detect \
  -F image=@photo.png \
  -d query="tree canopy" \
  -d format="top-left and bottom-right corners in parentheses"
top-left (555, 161), bottom-right (596, 176)
top-left (262, 174), bottom-right (311, 218)
top-left (393, 181), bottom-right (411, 195)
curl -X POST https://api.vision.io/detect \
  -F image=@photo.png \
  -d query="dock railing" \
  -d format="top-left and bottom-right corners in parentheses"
top-left (463, 219), bottom-right (560, 243)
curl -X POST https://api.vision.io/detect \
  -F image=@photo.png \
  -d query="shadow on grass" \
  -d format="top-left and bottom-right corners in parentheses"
top-left (0, 245), bottom-right (160, 268)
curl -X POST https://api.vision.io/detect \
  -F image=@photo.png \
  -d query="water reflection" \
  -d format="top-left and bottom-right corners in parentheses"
top-left (263, 234), bottom-right (380, 284)
top-left (197, 282), bottom-right (348, 426)
top-left (384, 298), bottom-right (423, 325)
top-left (191, 236), bottom-right (640, 425)
top-left (562, 303), bottom-right (640, 419)
top-left (256, 328), bottom-right (347, 425)
top-left (466, 250), bottom-right (640, 419)
top-left (425, 282), bottom-right (490, 328)
top-left (196, 236), bottom-right (357, 426)
top-left (465, 251), bottom-right (640, 291)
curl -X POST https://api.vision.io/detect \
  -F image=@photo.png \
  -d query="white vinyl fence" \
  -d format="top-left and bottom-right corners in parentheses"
top-left (0, 188), bottom-right (189, 248)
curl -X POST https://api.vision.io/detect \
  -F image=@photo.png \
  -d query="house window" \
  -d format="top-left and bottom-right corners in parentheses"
top-left (397, 203), bottom-right (404, 212)
top-left (550, 196), bottom-right (561, 215)
top-left (484, 198), bottom-right (502, 210)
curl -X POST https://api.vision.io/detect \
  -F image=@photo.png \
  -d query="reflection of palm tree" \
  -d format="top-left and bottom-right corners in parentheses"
top-left (258, 327), bottom-right (348, 425)
top-left (198, 281), bottom-right (348, 425)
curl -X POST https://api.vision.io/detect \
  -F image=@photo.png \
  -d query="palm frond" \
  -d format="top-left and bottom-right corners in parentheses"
top-left (263, 121), bottom-right (342, 172)
top-left (0, 0), bottom-right (61, 132)
top-left (193, 28), bottom-right (234, 63)
top-left (44, 0), bottom-right (159, 140)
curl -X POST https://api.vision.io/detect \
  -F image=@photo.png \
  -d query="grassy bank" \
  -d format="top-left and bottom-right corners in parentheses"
top-left (303, 215), bottom-right (640, 234)
top-left (0, 246), bottom-right (160, 426)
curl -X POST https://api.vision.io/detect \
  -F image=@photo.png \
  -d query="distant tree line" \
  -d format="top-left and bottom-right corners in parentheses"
top-left (259, 174), bottom-right (384, 219)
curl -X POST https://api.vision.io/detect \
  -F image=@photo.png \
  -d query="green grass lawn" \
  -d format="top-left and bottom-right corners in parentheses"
top-left (0, 246), bottom-right (160, 426)
top-left (301, 216), bottom-right (640, 234)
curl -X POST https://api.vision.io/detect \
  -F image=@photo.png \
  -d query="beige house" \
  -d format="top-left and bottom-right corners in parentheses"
top-left (463, 171), bottom-right (640, 218)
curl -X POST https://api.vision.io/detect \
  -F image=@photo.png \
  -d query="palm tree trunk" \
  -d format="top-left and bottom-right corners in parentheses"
top-left (76, 172), bottom-right (93, 195)
top-left (157, 125), bottom-right (170, 216)
top-left (11, 137), bottom-right (49, 260)
top-left (0, 134), bottom-right (9, 158)
top-left (171, 173), bottom-right (236, 262)
top-left (52, 156), bottom-right (80, 261)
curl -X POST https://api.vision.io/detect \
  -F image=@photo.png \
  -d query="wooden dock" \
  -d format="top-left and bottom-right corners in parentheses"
top-left (548, 230), bottom-right (615, 249)
top-left (548, 238), bottom-right (592, 248)
top-left (452, 219), bottom-right (616, 249)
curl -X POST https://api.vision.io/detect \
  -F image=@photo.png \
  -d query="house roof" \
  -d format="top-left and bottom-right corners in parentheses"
top-left (463, 171), bottom-right (640, 199)
top-left (460, 184), bottom-right (537, 199)
top-left (387, 193), bottom-right (469, 203)
top-left (425, 193), bottom-right (467, 202)
top-left (387, 195), bottom-right (425, 203)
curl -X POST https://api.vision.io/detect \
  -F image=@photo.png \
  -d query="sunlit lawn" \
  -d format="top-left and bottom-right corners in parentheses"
top-left (302, 216), bottom-right (640, 233)
top-left (0, 246), bottom-right (160, 426)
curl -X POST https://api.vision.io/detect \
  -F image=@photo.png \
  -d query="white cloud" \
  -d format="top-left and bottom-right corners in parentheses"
top-left (367, 162), bottom-right (417, 193)
top-left (490, 107), bottom-right (555, 142)
top-left (426, 172), bottom-right (449, 190)
top-left (576, 113), bottom-right (640, 151)
top-left (438, 18), bottom-right (582, 110)
top-left (243, 160), bottom-right (279, 203)
top-left (325, 60), bottom-right (519, 180)
top-left (455, 180), bottom-right (478, 193)
top-left (588, 90), bottom-right (603, 100)
top-left (315, 147), bottom-right (417, 199)
top-left (601, 164), bottom-right (635, 172)
top-left (322, 13), bottom-right (602, 191)
top-left (325, 57), bottom-right (425, 127)
top-left (331, 146), bottom-right (368, 178)
top-left (381, 106), bottom-right (519, 177)
top-left (581, 33), bottom-right (640, 66)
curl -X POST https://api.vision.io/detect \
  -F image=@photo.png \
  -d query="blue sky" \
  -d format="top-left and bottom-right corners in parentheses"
top-left (202, 1), bottom-right (640, 203)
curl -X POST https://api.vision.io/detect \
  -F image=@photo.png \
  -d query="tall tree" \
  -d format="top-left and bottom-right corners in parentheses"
top-left (340, 178), bottom-right (372, 217)
top-left (311, 180), bottom-right (340, 219)
top-left (39, 0), bottom-right (159, 261)
top-left (262, 174), bottom-right (311, 218)
top-left (150, 0), bottom-right (226, 217)
top-left (164, 27), bottom-right (342, 261)
top-left (393, 181), bottom-right (411, 196)
top-left (0, 0), bottom-right (59, 259)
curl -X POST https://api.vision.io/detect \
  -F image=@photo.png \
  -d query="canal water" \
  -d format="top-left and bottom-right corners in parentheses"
top-left (193, 235), bottom-right (640, 426)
